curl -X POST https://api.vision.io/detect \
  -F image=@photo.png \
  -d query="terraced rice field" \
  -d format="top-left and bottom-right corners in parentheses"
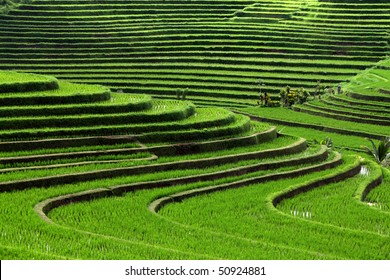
top-left (0, 0), bottom-right (389, 260)
top-left (238, 58), bottom-right (390, 144)
top-left (0, 70), bottom-right (388, 260)
top-left (0, 0), bottom-right (389, 106)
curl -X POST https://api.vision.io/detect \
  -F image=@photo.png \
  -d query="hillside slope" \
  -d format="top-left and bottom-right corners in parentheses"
top-left (1, 71), bottom-right (389, 260)
top-left (0, 0), bottom-right (389, 106)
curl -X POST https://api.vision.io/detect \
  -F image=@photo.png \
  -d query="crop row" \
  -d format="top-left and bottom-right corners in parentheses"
top-left (277, 160), bottom-right (388, 235)
top-left (1, 47), bottom-right (382, 62)
top-left (0, 141), bottom-right (141, 158)
top-left (0, 152), bottom-right (156, 172)
top-left (0, 93), bottom-right (152, 117)
top-left (282, 19), bottom-right (390, 31)
top-left (0, 150), bottom-right (332, 259)
top-left (39, 145), bottom-right (329, 215)
top-left (328, 95), bottom-right (390, 110)
top-left (320, 98), bottom-right (389, 115)
top-left (0, 23), bottom-right (384, 39)
top-left (237, 108), bottom-right (389, 140)
top-left (0, 71), bottom-right (58, 93)
top-left (153, 156), bottom-right (388, 259)
top-left (0, 29), bottom-right (386, 47)
top-left (305, 100), bottom-right (390, 118)
top-left (0, 107), bottom-right (241, 141)
top-left (17, 4), bottom-right (247, 11)
top-left (37, 154), bottom-right (385, 259)
top-left (28, 68), bottom-right (350, 84)
top-left (1, 51), bottom-right (381, 64)
top-left (0, 127), bottom-right (276, 167)
top-left (8, 9), bottom-right (240, 17)
top-left (301, 101), bottom-right (390, 121)
top-left (365, 168), bottom-right (390, 214)
top-left (293, 104), bottom-right (390, 126)
top-left (0, 56), bottom-right (374, 70)
top-left (0, 134), bottom-right (301, 192)
top-left (0, 23), bottom-right (385, 44)
top-left (0, 80), bottom-right (108, 96)
top-left (0, 101), bottom-right (196, 130)
top-left (348, 91), bottom-right (390, 103)
top-left (0, 62), bottom-right (364, 76)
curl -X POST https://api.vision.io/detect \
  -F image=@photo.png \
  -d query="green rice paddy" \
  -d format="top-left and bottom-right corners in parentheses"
top-left (0, 0), bottom-right (389, 260)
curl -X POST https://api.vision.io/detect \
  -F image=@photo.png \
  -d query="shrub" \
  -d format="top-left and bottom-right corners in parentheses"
top-left (280, 86), bottom-right (310, 107)
top-left (362, 137), bottom-right (390, 167)
top-left (176, 88), bottom-right (189, 100)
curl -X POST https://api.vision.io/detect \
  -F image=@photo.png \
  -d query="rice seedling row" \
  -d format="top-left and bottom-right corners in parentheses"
top-left (238, 108), bottom-right (390, 138)
top-left (154, 156), bottom-right (389, 259)
top-left (41, 154), bottom-right (386, 259)
top-left (1, 0), bottom-right (389, 260)
top-left (293, 104), bottom-right (390, 126)
top-left (319, 98), bottom-right (389, 115)
top-left (277, 160), bottom-right (389, 235)
top-left (365, 168), bottom-right (390, 214)
top-left (302, 101), bottom-right (390, 119)
top-left (0, 135), bottom-right (299, 190)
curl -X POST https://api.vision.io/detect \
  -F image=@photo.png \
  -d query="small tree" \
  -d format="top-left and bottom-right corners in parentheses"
top-left (362, 137), bottom-right (390, 167)
top-left (176, 88), bottom-right (182, 100)
top-left (320, 137), bottom-right (333, 150)
top-left (280, 86), bottom-right (309, 107)
top-left (313, 137), bottom-right (333, 150)
top-left (280, 85), bottom-right (293, 107)
top-left (182, 87), bottom-right (189, 100)
top-left (297, 87), bottom-right (310, 104)
top-left (176, 88), bottom-right (188, 100)
top-left (313, 80), bottom-right (326, 99)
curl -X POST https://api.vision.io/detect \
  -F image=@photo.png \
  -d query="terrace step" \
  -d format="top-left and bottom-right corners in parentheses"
top-left (1, 0), bottom-right (390, 260)
top-left (321, 98), bottom-right (389, 115)
top-left (0, 134), bottom-right (307, 192)
top-left (0, 107), bottom-right (239, 141)
top-left (0, 100), bottom-right (196, 130)
top-left (0, 93), bottom-right (153, 117)
top-left (328, 95), bottom-right (390, 110)
top-left (293, 104), bottom-right (390, 127)
top-left (0, 80), bottom-right (111, 106)
top-left (349, 91), bottom-right (390, 103)
top-left (150, 150), bottom-right (345, 213)
top-left (1, 0), bottom-right (389, 107)
top-left (306, 100), bottom-right (390, 119)
top-left (36, 144), bottom-right (332, 216)
top-left (0, 71), bottom-right (59, 93)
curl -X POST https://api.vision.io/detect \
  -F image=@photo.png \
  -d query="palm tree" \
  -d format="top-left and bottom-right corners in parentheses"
top-left (363, 137), bottom-right (390, 167)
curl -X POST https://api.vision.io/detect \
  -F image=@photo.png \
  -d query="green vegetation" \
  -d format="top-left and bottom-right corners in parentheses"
top-left (0, 1), bottom-right (30, 14)
top-left (0, 0), bottom-right (389, 106)
top-left (0, 0), bottom-right (389, 261)
top-left (363, 137), bottom-right (390, 166)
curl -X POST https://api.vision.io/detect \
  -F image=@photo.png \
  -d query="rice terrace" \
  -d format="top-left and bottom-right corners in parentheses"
top-left (0, 0), bottom-right (389, 260)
